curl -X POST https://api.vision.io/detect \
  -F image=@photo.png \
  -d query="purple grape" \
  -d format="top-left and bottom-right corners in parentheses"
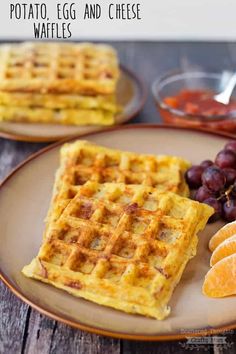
top-left (200, 160), bottom-right (214, 169)
top-left (223, 168), bottom-right (236, 186)
top-left (223, 199), bottom-right (236, 221)
top-left (203, 197), bottom-right (222, 222)
top-left (232, 181), bottom-right (236, 196)
top-left (202, 166), bottom-right (226, 192)
top-left (215, 149), bottom-right (236, 169)
top-left (195, 186), bottom-right (215, 202)
top-left (185, 165), bottom-right (204, 189)
top-left (218, 194), bottom-right (227, 205)
top-left (225, 141), bottom-right (236, 152)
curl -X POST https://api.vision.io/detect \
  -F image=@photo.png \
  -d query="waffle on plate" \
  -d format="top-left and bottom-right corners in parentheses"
top-left (54, 139), bottom-right (190, 198)
top-left (0, 42), bottom-right (120, 125)
top-left (22, 141), bottom-right (213, 319)
top-left (22, 181), bottom-right (213, 320)
top-left (0, 106), bottom-right (114, 125)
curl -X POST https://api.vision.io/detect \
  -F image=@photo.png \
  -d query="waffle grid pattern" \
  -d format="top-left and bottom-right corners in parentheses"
top-left (56, 140), bottom-right (190, 199)
top-left (0, 42), bottom-right (119, 94)
top-left (43, 182), bottom-right (196, 279)
top-left (23, 181), bottom-right (213, 319)
top-left (0, 42), bottom-right (120, 125)
top-left (22, 141), bottom-right (213, 319)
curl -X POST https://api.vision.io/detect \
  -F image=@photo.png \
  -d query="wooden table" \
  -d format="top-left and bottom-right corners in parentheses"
top-left (1, 41), bottom-right (236, 354)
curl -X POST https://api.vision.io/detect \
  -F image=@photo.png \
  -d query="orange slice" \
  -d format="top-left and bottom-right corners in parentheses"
top-left (202, 253), bottom-right (236, 297)
top-left (210, 234), bottom-right (236, 266)
top-left (209, 221), bottom-right (236, 252)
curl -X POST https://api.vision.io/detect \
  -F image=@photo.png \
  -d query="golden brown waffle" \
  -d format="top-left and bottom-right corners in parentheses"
top-left (0, 91), bottom-right (117, 111)
top-left (0, 106), bottom-right (114, 125)
top-left (22, 182), bottom-right (213, 319)
top-left (52, 140), bottom-right (190, 208)
top-left (0, 42), bottom-right (119, 94)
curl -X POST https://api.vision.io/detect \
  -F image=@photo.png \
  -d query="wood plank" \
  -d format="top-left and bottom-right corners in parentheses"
top-left (49, 322), bottom-right (120, 354)
top-left (23, 310), bottom-right (56, 354)
top-left (212, 331), bottom-right (236, 354)
top-left (0, 282), bottom-right (30, 354)
top-left (24, 309), bottom-right (120, 354)
top-left (122, 338), bottom-right (212, 354)
top-left (0, 139), bottom-right (46, 181)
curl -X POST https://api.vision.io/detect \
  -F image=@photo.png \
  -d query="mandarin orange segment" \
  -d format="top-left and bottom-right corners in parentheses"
top-left (210, 234), bottom-right (236, 266)
top-left (202, 253), bottom-right (236, 297)
top-left (208, 221), bottom-right (236, 252)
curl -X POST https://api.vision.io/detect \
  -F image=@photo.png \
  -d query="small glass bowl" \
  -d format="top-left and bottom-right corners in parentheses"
top-left (152, 70), bottom-right (236, 133)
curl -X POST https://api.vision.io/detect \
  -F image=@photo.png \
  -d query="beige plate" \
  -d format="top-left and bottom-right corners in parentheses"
top-left (1, 125), bottom-right (236, 341)
top-left (0, 66), bottom-right (145, 142)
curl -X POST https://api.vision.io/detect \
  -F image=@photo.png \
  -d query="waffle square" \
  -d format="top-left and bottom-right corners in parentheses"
top-left (52, 140), bottom-right (191, 210)
top-left (0, 42), bottom-right (119, 94)
top-left (22, 182), bottom-right (213, 319)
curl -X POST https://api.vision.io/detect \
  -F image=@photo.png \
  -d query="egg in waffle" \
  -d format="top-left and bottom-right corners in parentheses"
top-left (22, 182), bottom-right (213, 320)
top-left (0, 42), bottom-right (120, 125)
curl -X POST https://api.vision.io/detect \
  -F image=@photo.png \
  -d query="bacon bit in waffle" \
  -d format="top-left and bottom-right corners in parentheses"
top-left (79, 202), bottom-right (93, 219)
top-left (39, 259), bottom-right (48, 278)
top-left (66, 281), bottom-right (82, 289)
top-left (154, 286), bottom-right (164, 297)
top-left (155, 267), bottom-right (170, 279)
top-left (75, 174), bottom-right (87, 185)
top-left (125, 203), bottom-right (138, 214)
top-left (101, 71), bottom-right (113, 79)
top-left (70, 236), bottom-right (78, 243)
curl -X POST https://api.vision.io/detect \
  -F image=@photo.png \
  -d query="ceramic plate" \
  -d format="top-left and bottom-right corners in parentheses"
top-left (1, 125), bottom-right (236, 341)
top-left (0, 66), bottom-right (145, 142)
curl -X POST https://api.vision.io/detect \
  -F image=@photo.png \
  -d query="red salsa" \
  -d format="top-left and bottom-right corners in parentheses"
top-left (164, 89), bottom-right (236, 117)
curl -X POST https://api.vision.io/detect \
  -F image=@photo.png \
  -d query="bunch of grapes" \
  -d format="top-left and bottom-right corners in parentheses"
top-left (185, 141), bottom-right (236, 222)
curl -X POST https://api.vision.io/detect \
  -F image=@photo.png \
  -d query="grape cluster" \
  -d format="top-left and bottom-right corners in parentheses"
top-left (185, 141), bottom-right (236, 222)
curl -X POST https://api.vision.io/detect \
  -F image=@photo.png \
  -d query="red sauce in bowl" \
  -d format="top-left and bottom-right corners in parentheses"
top-left (157, 89), bottom-right (236, 133)
top-left (164, 89), bottom-right (236, 117)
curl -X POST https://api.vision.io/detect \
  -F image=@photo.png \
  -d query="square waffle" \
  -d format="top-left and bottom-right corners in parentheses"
top-left (22, 182), bottom-right (213, 319)
top-left (0, 42), bottom-right (119, 94)
top-left (0, 42), bottom-right (120, 126)
top-left (51, 140), bottom-right (191, 212)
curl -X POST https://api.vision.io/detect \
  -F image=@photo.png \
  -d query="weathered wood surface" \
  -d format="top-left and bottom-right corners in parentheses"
top-left (1, 42), bottom-right (236, 354)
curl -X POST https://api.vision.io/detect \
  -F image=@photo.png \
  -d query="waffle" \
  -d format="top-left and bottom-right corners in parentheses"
top-left (0, 91), bottom-right (118, 111)
top-left (22, 182), bottom-right (213, 319)
top-left (0, 42), bottom-right (121, 126)
top-left (0, 106), bottom-right (114, 125)
top-left (0, 42), bottom-right (119, 94)
top-left (52, 140), bottom-right (191, 207)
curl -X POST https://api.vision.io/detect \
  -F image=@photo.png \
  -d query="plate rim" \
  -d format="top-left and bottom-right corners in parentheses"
top-left (0, 65), bottom-right (147, 143)
top-left (1, 123), bottom-right (236, 341)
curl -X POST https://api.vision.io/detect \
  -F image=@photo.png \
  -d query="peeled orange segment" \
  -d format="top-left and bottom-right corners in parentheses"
top-left (209, 221), bottom-right (236, 252)
top-left (202, 253), bottom-right (236, 297)
top-left (210, 234), bottom-right (236, 266)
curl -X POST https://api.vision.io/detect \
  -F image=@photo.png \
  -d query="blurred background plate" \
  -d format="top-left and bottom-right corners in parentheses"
top-left (0, 65), bottom-right (146, 142)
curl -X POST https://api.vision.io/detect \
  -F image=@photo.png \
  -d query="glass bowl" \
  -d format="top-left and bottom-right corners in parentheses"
top-left (152, 70), bottom-right (236, 133)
